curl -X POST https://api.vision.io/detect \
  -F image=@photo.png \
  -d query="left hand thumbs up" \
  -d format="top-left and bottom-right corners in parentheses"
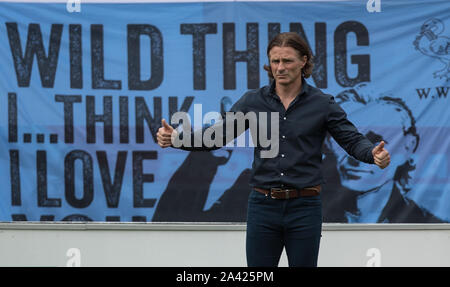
top-left (372, 141), bottom-right (390, 169)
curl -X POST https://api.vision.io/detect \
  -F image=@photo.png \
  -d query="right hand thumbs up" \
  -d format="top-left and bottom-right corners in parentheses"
top-left (157, 119), bottom-right (175, 148)
top-left (162, 119), bottom-right (173, 131)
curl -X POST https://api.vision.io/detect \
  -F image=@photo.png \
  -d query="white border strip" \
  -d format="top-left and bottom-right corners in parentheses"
top-left (1, 222), bottom-right (450, 231)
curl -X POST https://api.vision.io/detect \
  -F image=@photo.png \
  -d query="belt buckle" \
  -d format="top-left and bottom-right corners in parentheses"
top-left (270, 187), bottom-right (289, 199)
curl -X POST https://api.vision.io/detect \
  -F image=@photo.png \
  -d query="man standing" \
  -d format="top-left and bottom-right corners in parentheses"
top-left (157, 32), bottom-right (390, 267)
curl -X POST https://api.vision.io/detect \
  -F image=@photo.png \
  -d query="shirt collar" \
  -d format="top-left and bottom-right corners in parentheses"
top-left (268, 77), bottom-right (309, 100)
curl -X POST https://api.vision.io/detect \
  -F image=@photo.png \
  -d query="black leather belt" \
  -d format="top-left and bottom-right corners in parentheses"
top-left (254, 185), bottom-right (321, 199)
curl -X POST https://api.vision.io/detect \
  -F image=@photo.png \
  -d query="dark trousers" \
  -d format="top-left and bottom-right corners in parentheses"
top-left (246, 189), bottom-right (322, 267)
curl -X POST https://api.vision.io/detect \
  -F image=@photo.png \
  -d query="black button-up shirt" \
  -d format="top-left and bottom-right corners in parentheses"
top-left (177, 79), bottom-right (375, 190)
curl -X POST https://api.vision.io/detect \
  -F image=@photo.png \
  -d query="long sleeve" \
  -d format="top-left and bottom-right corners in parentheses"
top-left (326, 96), bottom-right (375, 164)
top-left (175, 92), bottom-right (251, 151)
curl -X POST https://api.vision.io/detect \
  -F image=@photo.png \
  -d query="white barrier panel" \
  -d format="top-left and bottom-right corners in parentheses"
top-left (0, 223), bottom-right (449, 267)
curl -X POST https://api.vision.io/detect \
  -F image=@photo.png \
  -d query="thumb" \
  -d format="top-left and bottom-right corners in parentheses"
top-left (373, 141), bottom-right (385, 154)
top-left (162, 119), bottom-right (173, 131)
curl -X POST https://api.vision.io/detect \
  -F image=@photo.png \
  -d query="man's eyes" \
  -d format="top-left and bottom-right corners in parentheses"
top-left (271, 59), bottom-right (293, 63)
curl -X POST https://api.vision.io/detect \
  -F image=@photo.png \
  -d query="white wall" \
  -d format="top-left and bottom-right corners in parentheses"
top-left (1, 222), bottom-right (449, 267)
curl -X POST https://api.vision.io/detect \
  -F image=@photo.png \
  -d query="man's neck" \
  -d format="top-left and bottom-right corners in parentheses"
top-left (275, 78), bottom-right (303, 100)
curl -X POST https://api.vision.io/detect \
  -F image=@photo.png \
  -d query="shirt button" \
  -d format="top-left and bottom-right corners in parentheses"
top-left (280, 172), bottom-right (284, 176)
top-left (282, 135), bottom-right (286, 139)
top-left (281, 154), bottom-right (285, 158)
top-left (283, 117), bottom-right (287, 120)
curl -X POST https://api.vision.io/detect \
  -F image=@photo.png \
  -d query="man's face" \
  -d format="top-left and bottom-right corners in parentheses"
top-left (269, 46), bottom-right (306, 86)
top-left (328, 100), bottom-right (416, 192)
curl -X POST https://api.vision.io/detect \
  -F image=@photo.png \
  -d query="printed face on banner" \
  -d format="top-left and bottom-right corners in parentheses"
top-left (327, 94), bottom-right (418, 193)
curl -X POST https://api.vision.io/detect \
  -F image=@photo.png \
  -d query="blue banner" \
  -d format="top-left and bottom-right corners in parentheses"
top-left (0, 0), bottom-right (449, 222)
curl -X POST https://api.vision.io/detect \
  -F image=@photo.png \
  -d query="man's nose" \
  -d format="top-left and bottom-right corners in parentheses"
top-left (277, 63), bottom-right (285, 72)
